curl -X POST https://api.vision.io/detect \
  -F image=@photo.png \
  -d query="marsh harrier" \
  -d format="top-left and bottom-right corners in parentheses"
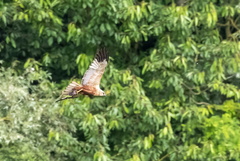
top-left (58, 48), bottom-right (108, 101)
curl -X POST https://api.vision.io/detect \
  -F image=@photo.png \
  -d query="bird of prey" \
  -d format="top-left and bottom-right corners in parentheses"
top-left (57, 48), bottom-right (108, 101)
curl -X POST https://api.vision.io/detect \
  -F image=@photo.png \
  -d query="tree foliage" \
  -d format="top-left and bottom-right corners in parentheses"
top-left (1, 0), bottom-right (240, 160)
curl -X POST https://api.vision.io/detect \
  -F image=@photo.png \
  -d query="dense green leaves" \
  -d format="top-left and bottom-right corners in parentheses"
top-left (0, 0), bottom-right (240, 160)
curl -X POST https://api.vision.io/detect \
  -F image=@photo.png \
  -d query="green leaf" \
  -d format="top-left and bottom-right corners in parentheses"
top-left (48, 37), bottom-right (53, 46)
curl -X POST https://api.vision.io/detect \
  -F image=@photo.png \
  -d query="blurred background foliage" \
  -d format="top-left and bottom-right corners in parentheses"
top-left (0, 0), bottom-right (240, 160)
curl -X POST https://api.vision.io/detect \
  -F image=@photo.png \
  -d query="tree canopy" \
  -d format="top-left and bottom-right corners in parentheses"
top-left (0, 0), bottom-right (240, 160)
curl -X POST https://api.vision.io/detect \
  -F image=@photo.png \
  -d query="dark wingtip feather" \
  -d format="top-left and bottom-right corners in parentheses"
top-left (96, 48), bottom-right (109, 62)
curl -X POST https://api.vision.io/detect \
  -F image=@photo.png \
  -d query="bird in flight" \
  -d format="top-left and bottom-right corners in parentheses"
top-left (57, 48), bottom-right (109, 101)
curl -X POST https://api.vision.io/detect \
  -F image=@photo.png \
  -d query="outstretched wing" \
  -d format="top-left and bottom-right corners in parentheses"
top-left (81, 48), bottom-right (108, 87)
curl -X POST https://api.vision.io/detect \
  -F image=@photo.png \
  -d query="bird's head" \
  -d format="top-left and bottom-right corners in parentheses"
top-left (100, 91), bottom-right (106, 96)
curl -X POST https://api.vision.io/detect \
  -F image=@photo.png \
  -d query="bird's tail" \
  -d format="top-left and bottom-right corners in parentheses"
top-left (56, 81), bottom-right (82, 102)
top-left (62, 81), bottom-right (82, 96)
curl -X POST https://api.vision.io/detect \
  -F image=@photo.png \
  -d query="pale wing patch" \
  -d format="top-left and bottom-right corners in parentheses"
top-left (81, 59), bottom-right (107, 87)
top-left (81, 48), bottom-right (108, 87)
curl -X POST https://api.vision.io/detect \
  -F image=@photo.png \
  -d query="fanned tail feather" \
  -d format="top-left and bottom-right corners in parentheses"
top-left (56, 81), bottom-right (82, 102)
top-left (62, 81), bottom-right (82, 96)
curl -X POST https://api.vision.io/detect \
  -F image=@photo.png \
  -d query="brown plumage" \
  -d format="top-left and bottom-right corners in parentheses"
top-left (57, 48), bottom-right (108, 101)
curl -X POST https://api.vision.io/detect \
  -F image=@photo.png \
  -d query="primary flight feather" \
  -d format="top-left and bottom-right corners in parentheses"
top-left (58, 48), bottom-right (108, 101)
